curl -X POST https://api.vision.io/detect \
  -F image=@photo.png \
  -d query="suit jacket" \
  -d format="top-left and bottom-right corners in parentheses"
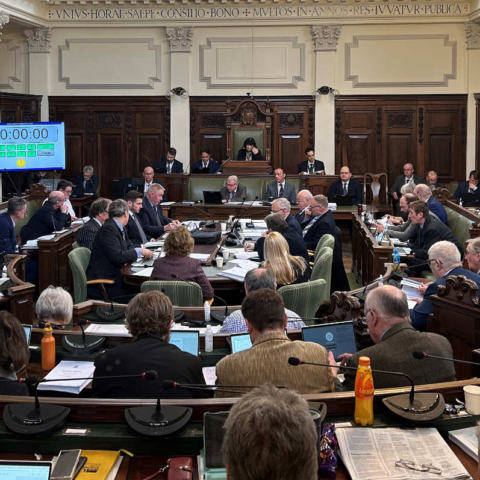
top-left (410, 267), bottom-right (480, 330)
top-left (285, 213), bottom-right (303, 237)
top-left (303, 210), bottom-right (350, 292)
top-left (215, 331), bottom-right (334, 398)
top-left (409, 215), bottom-right (463, 260)
top-left (152, 157), bottom-right (184, 173)
top-left (86, 218), bottom-right (138, 299)
top-left (191, 159), bottom-right (220, 174)
top-left (344, 323), bottom-right (456, 390)
top-left (76, 218), bottom-right (101, 250)
top-left (265, 181), bottom-right (296, 204)
top-left (427, 196), bottom-right (448, 225)
top-left (328, 179), bottom-right (363, 204)
top-left (141, 179), bottom-right (167, 200)
top-left (236, 149), bottom-right (264, 161)
top-left (454, 180), bottom-right (480, 201)
top-left (92, 333), bottom-right (209, 399)
top-left (74, 174), bottom-right (99, 195)
top-left (150, 256), bottom-right (214, 300)
top-left (137, 198), bottom-right (173, 238)
top-left (294, 210), bottom-right (311, 228)
top-left (297, 159), bottom-right (325, 174)
top-left (125, 213), bottom-right (149, 247)
top-left (255, 226), bottom-right (309, 263)
top-left (220, 184), bottom-right (247, 201)
top-left (389, 173), bottom-right (426, 196)
top-left (0, 212), bottom-right (17, 261)
top-left (20, 202), bottom-right (70, 244)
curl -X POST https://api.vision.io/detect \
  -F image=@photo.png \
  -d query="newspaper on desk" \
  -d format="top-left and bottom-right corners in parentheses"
top-left (336, 427), bottom-right (472, 480)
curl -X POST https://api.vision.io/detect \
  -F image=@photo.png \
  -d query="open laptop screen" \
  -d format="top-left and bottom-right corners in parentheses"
top-left (22, 324), bottom-right (32, 346)
top-left (302, 321), bottom-right (357, 358)
top-left (230, 333), bottom-right (252, 354)
top-left (170, 331), bottom-right (200, 356)
top-left (0, 460), bottom-right (52, 480)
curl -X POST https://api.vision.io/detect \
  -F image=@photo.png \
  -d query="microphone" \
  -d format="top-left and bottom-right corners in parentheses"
top-left (288, 357), bottom-right (445, 422)
top-left (188, 203), bottom-right (216, 228)
top-left (61, 318), bottom-right (106, 354)
top-left (413, 351), bottom-right (480, 367)
top-left (226, 196), bottom-right (259, 246)
top-left (218, 157), bottom-right (233, 172)
top-left (161, 380), bottom-right (246, 395)
top-left (2, 371), bottom-right (158, 436)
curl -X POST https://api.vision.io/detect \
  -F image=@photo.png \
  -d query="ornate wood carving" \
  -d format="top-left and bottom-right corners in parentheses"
top-left (22, 111), bottom-right (36, 123)
top-left (376, 107), bottom-right (382, 144)
top-left (432, 187), bottom-right (453, 201)
top-left (335, 107), bottom-right (341, 144)
top-left (278, 112), bottom-right (303, 129)
top-left (126, 108), bottom-right (132, 144)
top-left (308, 107), bottom-right (314, 147)
top-left (387, 113), bottom-right (413, 128)
top-left (165, 108), bottom-right (171, 146)
top-left (87, 108), bottom-right (93, 143)
top-left (461, 107), bottom-right (467, 144)
top-left (436, 275), bottom-right (480, 306)
top-left (1, 110), bottom-right (16, 123)
top-left (97, 113), bottom-right (122, 128)
top-left (190, 108), bottom-right (196, 144)
top-left (418, 107), bottom-right (424, 144)
top-left (201, 113), bottom-right (225, 128)
top-left (327, 292), bottom-right (362, 322)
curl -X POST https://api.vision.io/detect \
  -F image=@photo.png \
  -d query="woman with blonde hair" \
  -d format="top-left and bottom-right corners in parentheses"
top-left (150, 225), bottom-right (214, 300)
top-left (263, 232), bottom-right (310, 288)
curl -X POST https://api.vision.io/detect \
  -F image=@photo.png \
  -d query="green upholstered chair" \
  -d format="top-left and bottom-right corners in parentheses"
top-left (188, 177), bottom-right (226, 201)
top-left (314, 234), bottom-right (335, 263)
top-left (278, 279), bottom-right (328, 319)
top-left (233, 129), bottom-right (265, 157)
top-left (15, 199), bottom-right (40, 236)
top-left (310, 247), bottom-right (333, 292)
top-left (72, 241), bottom-right (79, 250)
top-left (447, 182), bottom-right (458, 196)
top-left (141, 280), bottom-right (203, 307)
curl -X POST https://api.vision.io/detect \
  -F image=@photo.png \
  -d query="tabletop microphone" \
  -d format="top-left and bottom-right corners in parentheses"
top-left (287, 357), bottom-right (445, 422)
top-left (413, 351), bottom-right (480, 367)
top-left (188, 203), bottom-right (216, 228)
top-left (61, 318), bottom-right (107, 354)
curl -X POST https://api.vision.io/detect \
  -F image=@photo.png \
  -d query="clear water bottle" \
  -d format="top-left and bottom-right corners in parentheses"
top-left (392, 248), bottom-right (401, 271)
top-left (205, 325), bottom-right (213, 353)
top-left (204, 301), bottom-right (211, 321)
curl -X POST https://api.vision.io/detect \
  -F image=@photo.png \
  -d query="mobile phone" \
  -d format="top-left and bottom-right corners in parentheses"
top-left (51, 449), bottom-right (81, 480)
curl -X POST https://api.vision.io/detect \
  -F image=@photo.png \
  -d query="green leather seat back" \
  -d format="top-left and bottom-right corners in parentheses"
top-left (15, 199), bottom-right (40, 236)
top-left (233, 129), bottom-right (264, 155)
top-left (188, 177), bottom-right (226, 202)
top-left (277, 279), bottom-right (328, 318)
top-left (445, 206), bottom-right (472, 248)
top-left (68, 247), bottom-right (91, 304)
top-left (311, 248), bottom-right (333, 290)
top-left (447, 182), bottom-right (458, 196)
top-left (141, 280), bottom-right (203, 307)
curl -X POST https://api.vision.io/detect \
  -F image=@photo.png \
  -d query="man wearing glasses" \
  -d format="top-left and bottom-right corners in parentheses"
top-left (270, 198), bottom-right (302, 236)
top-left (220, 175), bottom-right (246, 203)
top-left (409, 241), bottom-right (480, 330)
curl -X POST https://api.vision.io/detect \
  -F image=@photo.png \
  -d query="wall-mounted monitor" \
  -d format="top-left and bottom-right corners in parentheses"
top-left (0, 122), bottom-right (66, 172)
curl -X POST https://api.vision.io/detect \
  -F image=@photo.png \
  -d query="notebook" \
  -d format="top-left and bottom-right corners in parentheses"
top-left (170, 331), bottom-right (200, 356)
top-left (0, 460), bottom-right (52, 480)
top-left (302, 321), bottom-right (357, 358)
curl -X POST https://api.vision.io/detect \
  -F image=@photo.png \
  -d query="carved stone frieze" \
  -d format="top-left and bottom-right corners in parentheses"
top-left (278, 112), bottom-right (304, 129)
top-left (97, 113), bottom-right (122, 128)
top-left (0, 11), bottom-right (10, 41)
top-left (201, 113), bottom-right (226, 128)
top-left (465, 23), bottom-right (480, 50)
top-left (24, 28), bottom-right (52, 53)
top-left (387, 113), bottom-right (413, 128)
top-left (166, 27), bottom-right (193, 52)
top-left (311, 25), bottom-right (341, 52)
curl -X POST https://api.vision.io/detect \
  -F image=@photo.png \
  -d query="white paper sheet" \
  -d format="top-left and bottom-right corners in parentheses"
top-left (37, 360), bottom-right (95, 394)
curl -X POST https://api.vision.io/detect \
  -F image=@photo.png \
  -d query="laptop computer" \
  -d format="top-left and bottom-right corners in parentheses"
top-left (230, 333), bottom-right (253, 354)
top-left (0, 460), bottom-right (52, 480)
top-left (461, 192), bottom-right (480, 206)
top-left (39, 178), bottom-right (60, 191)
top-left (192, 167), bottom-right (210, 174)
top-left (170, 331), bottom-right (200, 356)
top-left (22, 324), bottom-right (32, 346)
top-left (302, 321), bottom-right (357, 358)
top-left (154, 166), bottom-right (167, 174)
top-left (203, 191), bottom-right (223, 205)
top-left (332, 195), bottom-right (354, 207)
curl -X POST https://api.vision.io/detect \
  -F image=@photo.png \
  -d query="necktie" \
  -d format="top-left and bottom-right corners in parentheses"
top-left (167, 163), bottom-right (171, 174)
top-left (229, 192), bottom-right (233, 200)
top-left (155, 205), bottom-right (164, 226)
top-left (309, 164), bottom-right (314, 174)
top-left (406, 178), bottom-right (410, 184)
top-left (279, 184), bottom-right (284, 198)
top-left (203, 162), bottom-right (208, 169)
top-left (132, 214), bottom-right (148, 244)
top-left (121, 229), bottom-right (126, 242)
top-left (343, 182), bottom-right (348, 196)
top-left (302, 216), bottom-right (319, 236)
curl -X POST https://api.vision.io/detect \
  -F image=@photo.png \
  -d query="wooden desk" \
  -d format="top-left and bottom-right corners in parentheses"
top-left (70, 195), bottom-right (95, 217)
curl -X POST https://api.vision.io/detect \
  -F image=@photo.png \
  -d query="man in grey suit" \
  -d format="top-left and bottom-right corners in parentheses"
top-left (265, 168), bottom-right (296, 204)
top-left (220, 175), bottom-right (247, 203)
top-left (333, 285), bottom-right (456, 390)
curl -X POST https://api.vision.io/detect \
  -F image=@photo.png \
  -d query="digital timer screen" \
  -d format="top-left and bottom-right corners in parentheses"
top-left (0, 122), bottom-right (66, 172)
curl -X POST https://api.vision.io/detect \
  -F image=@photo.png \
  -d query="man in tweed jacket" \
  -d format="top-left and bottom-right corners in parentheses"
top-left (215, 289), bottom-right (334, 397)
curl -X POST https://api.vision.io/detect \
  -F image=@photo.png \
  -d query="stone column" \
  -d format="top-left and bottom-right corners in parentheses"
top-left (311, 25), bottom-right (341, 175)
top-left (466, 22), bottom-right (480, 173)
top-left (167, 27), bottom-right (193, 168)
top-left (25, 27), bottom-right (51, 121)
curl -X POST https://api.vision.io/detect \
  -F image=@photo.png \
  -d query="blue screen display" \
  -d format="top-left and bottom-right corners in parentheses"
top-left (170, 331), bottom-right (199, 356)
top-left (231, 334), bottom-right (252, 354)
top-left (302, 322), bottom-right (357, 358)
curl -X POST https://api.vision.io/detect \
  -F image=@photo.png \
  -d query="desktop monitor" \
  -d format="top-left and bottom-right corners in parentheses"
top-left (301, 321), bottom-right (357, 359)
top-left (230, 333), bottom-right (252, 354)
top-left (0, 460), bottom-right (52, 480)
top-left (169, 331), bottom-right (200, 356)
top-left (0, 123), bottom-right (66, 172)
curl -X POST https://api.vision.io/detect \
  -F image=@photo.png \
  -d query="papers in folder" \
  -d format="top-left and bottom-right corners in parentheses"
top-left (449, 426), bottom-right (479, 462)
top-left (235, 251), bottom-right (260, 260)
top-left (218, 266), bottom-right (250, 282)
top-left (37, 360), bottom-right (95, 394)
top-left (133, 267), bottom-right (153, 277)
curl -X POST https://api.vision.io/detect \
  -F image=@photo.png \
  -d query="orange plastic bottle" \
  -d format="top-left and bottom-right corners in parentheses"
top-left (41, 323), bottom-right (56, 371)
top-left (354, 356), bottom-right (374, 426)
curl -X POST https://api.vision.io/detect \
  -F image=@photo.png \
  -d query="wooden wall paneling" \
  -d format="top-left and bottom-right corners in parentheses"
top-left (0, 93), bottom-right (42, 124)
top-left (475, 94), bottom-right (480, 173)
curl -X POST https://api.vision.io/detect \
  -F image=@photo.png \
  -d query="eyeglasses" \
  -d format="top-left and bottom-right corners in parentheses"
top-left (270, 208), bottom-right (284, 214)
top-left (395, 459), bottom-right (441, 475)
top-left (427, 259), bottom-right (443, 266)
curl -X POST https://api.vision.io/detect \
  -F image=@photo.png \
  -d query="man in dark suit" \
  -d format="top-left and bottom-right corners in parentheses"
top-left (302, 194), bottom-right (349, 292)
top-left (220, 175), bottom-right (247, 203)
top-left (76, 197), bottom-right (111, 250)
top-left (270, 198), bottom-right (302, 237)
top-left (264, 169), bottom-right (296, 204)
top-left (125, 190), bottom-right (151, 247)
top-left (0, 197), bottom-right (27, 263)
top-left (454, 170), bottom-right (480, 202)
top-left (86, 199), bottom-right (153, 300)
top-left (153, 147), bottom-right (184, 174)
top-left (73, 165), bottom-right (99, 195)
top-left (251, 214), bottom-right (309, 263)
top-left (297, 147), bottom-right (325, 175)
top-left (295, 189), bottom-right (313, 227)
top-left (389, 163), bottom-right (426, 214)
top-left (328, 166), bottom-right (363, 205)
top-left (410, 241), bottom-right (480, 331)
top-left (137, 184), bottom-right (181, 238)
top-left (414, 184), bottom-right (447, 225)
top-left (21, 191), bottom-right (70, 244)
top-left (141, 166), bottom-right (167, 198)
top-left (191, 148), bottom-right (220, 174)
top-left (406, 201), bottom-right (463, 275)
top-left (337, 286), bottom-right (456, 390)
top-left (426, 170), bottom-right (444, 190)
top-left (92, 290), bottom-right (208, 399)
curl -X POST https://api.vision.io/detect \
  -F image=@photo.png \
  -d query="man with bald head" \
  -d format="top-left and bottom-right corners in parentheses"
top-left (271, 198), bottom-right (302, 236)
top-left (336, 285), bottom-right (456, 390)
top-left (265, 168), bottom-right (297, 204)
top-left (21, 191), bottom-right (70, 243)
top-left (142, 166), bottom-right (167, 200)
top-left (389, 163), bottom-right (426, 214)
top-left (328, 166), bottom-right (363, 205)
top-left (295, 189), bottom-right (313, 227)
top-left (414, 184), bottom-right (447, 225)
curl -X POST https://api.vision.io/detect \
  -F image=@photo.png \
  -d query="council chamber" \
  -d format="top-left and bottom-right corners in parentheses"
top-left (0, 0), bottom-right (480, 478)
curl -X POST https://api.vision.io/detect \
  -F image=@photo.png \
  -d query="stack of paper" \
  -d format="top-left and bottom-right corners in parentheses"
top-left (71, 217), bottom-right (90, 226)
top-left (449, 426), bottom-right (479, 462)
top-left (22, 240), bottom-right (39, 249)
top-left (232, 259), bottom-right (260, 270)
top-left (85, 324), bottom-right (131, 337)
top-left (218, 266), bottom-right (250, 282)
top-left (190, 253), bottom-right (211, 261)
top-left (235, 251), bottom-right (260, 260)
top-left (133, 267), bottom-right (154, 277)
top-left (328, 203), bottom-right (337, 211)
top-left (144, 241), bottom-right (164, 248)
top-left (37, 360), bottom-right (95, 394)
